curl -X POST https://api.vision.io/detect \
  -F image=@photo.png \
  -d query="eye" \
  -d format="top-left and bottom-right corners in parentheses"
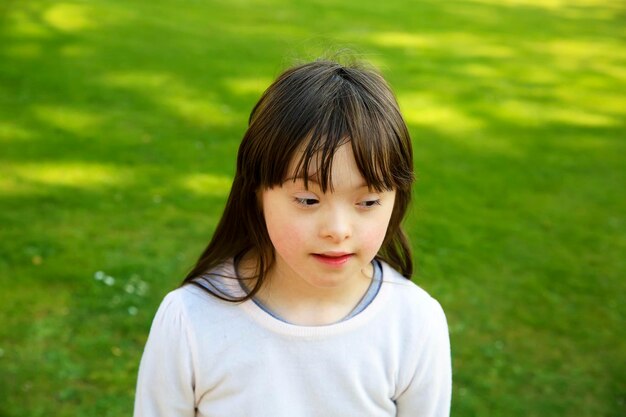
top-left (294, 197), bottom-right (319, 207)
top-left (357, 199), bottom-right (382, 208)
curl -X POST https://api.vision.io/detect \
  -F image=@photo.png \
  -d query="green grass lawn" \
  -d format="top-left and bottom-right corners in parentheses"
top-left (1, 0), bottom-right (624, 415)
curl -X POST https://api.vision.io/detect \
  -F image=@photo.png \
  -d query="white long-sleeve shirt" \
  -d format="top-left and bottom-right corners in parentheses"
top-left (134, 260), bottom-right (451, 417)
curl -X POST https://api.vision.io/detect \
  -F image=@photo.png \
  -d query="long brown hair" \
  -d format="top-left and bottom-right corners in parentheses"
top-left (183, 59), bottom-right (415, 301)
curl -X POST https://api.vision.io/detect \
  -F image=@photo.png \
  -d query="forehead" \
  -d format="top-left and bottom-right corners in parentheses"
top-left (268, 127), bottom-right (398, 193)
top-left (284, 142), bottom-right (369, 189)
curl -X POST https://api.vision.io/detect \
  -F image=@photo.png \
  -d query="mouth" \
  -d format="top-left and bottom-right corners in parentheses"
top-left (311, 252), bottom-right (354, 266)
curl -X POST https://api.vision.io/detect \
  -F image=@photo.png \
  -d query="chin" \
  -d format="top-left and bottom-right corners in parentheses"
top-left (307, 269), bottom-right (358, 287)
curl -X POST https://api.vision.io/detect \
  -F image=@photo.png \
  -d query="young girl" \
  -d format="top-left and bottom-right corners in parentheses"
top-left (134, 59), bottom-right (451, 416)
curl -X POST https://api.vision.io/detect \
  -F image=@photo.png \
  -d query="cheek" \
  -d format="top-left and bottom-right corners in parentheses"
top-left (359, 222), bottom-right (389, 253)
top-left (264, 211), bottom-right (308, 255)
top-left (359, 206), bottom-right (395, 254)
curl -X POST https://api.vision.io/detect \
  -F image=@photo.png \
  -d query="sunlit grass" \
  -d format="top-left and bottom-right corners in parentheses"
top-left (469, 0), bottom-right (615, 9)
top-left (224, 76), bottom-right (273, 96)
top-left (8, 163), bottom-right (127, 188)
top-left (399, 92), bottom-right (485, 134)
top-left (33, 105), bottom-right (104, 134)
top-left (0, 121), bottom-right (34, 141)
top-left (370, 32), bottom-right (432, 48)
top-left (101, 71), bottom-right (238, 126)
top-left (101, 71), bottom-right (172, 90)
top-left (370, 31), bottom-right (515, 58)
top-left (161, 95), bottom-right (235, 127)
top-left (180, 173), bottom-right (233, 197)
top-left (7, 11), bottom-right (53, 38)
top-left (43, 3), bottom-right (98, 32)
top-left (492, 99), bottom-right (619, 127)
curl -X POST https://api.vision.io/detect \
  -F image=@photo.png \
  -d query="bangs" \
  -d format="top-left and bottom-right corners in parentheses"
top-left (246, 61), bottom-right (414, 194)
top-left (289, 110), bottom-right (406, 193)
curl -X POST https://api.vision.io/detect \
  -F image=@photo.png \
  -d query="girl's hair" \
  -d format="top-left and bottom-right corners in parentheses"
top-left (183, 59), bottom-right (415, 301)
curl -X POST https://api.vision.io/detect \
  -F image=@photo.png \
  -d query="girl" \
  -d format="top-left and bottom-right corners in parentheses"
top-left (134, 59), bottom-right (451, 416)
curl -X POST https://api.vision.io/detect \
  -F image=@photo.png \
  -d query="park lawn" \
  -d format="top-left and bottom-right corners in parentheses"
top-left (0, 0), bottom-right (624, 416)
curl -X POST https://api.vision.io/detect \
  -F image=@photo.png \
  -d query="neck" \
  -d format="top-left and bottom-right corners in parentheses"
top-left (237, 252), bottom-right (373, 325)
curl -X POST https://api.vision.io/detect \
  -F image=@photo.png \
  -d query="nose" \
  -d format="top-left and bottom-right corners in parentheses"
top-left (319, 205), bottom-right (352, 242)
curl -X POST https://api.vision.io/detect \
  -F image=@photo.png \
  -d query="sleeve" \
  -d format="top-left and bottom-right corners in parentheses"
top-left (134, 291), bottom-right (196, 417)
top-left (395, 298), bottom-right (452, 417)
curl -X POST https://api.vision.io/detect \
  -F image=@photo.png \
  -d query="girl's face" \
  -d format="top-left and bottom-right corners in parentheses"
top-left (260, 142), bottom-right (396, 294)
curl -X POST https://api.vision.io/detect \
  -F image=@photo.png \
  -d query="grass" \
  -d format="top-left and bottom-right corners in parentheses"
top-left (1, 0), bottom-right (624, 415)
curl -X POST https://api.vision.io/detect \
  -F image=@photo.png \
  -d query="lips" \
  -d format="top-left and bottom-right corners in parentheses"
top-left (311, 252), bottom-right (354, 266)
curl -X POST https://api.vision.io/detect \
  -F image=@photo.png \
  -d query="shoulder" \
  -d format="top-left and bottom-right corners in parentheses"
top-left (380, 261), bottom-right (442, 307)
top-left (147, 283), bottom-right (249, 354)
top-left (378, 261), bottom-right (447, 330)
top-left (152, 260), bottom-right (245, 327)
top-left (157, 259), bottom-right (244, 311)
top-left (148, 285), bottom-right (213, 333)
top-left (377, 262), bottom-right (451, 400)
top-left (158, 282), bottom-right (240, 321)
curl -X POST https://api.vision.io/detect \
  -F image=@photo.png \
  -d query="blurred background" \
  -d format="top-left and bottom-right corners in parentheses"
top-left (0, 0), bottom-right (624, 415)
